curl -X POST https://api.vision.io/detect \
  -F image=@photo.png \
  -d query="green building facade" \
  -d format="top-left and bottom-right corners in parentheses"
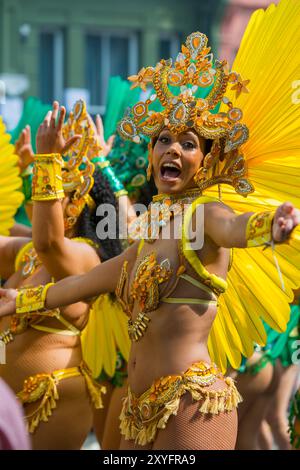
top-left (0, 0), bottom-right (226, 125)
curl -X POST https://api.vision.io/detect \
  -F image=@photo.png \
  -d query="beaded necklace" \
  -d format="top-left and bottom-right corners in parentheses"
top-left (129, 188), bottom-right (202, 243)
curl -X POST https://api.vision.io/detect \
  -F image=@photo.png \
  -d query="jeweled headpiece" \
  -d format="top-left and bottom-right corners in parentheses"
top-left (62, 100), bottom-right (100, 229)
top-left (118, 32), bottom-right (254, 196)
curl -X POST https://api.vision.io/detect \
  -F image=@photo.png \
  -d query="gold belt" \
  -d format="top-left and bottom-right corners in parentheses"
top-left (120, 361), bottom-right (242, 446)
top-left (17, 362), bottom-right (106, 434)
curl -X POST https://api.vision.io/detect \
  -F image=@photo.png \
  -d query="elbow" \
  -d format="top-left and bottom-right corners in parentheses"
top-left (33, 238), bottom-right (63, 256)
top-left (220, 218), bottom-right (246, 249)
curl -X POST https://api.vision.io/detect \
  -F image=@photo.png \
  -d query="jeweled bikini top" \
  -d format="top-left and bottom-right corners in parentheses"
top-left (116, 194), bottom-right (229, 341)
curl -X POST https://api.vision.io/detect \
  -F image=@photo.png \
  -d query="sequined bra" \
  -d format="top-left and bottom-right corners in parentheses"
top-left (115, 195), bottom-right (229, 341)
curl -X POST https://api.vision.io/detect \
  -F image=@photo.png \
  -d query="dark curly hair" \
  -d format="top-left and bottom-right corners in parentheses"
top-left (76, 167), bottom-right (122, 262)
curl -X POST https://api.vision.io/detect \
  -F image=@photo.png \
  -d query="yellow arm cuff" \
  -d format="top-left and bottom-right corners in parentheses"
top-left (246, 211), bottom-right (275, 248)
top-left (16, 283), bottom-right (54, 314)
top-left (32, 154), bottom-right (65, 201)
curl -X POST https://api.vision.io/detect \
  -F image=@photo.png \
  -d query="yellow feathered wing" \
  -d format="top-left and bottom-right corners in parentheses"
top-left (205, 0), bottom-right (300, 372)
top-left (0, 117), bottom-right (24, 235)
top-left (81, 294), bottom-right (130, 379)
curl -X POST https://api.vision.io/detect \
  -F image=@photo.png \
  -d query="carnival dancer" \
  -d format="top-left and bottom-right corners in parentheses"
top-left (1, 2), bottom-right (300, 448)
top-left (6, 98), bottom-right (133, 450)
top-left (235, 291), bottom-right (300, 450)
top-left (0, 100), bottom-right (124, 449)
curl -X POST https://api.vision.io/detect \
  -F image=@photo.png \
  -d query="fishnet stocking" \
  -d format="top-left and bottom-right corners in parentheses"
top-left (152, 389), bottom-right (237, 450)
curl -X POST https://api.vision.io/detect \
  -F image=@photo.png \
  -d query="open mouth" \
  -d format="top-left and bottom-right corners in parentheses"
top-left (160, 162), bottom-right (182, 181)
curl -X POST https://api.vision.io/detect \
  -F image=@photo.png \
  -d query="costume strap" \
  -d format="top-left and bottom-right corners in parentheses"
top-left (17, 362), bottom-right (106, 433)
top-left (182, 195), bottom-right (228, 295)
top-left (162, 297), bottom-right (218, 306)
top-left (14, 241), bottom-right (33, 272)
top-left (30, 320), bottom-right (80, 337)
top-left (17, 366), bottom-right (81, 433)
top-left (79, 362), bottom-right (106, 409)
top-left (32, 154), bottom-right (65, 201)
top-left (137, 239), bottom-right (144, 255)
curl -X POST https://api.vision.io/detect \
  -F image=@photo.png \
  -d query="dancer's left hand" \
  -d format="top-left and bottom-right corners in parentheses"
top-left (36, 101), bottom-right (81, 155)
top-left (0, 288), bottom-right (17, 318)
top-left (273, 202), bottom-right (300, 242)
top-left (15, 125), bottom-right (34, 171)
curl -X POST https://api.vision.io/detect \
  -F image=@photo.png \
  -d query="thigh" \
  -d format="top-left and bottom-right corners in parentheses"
top-left (29, 375), bottom-right (93, 450)
top-left (102, 382), bottom-right (127, 450)
top-left (92, 380), bottom-right (114, 447)
top-left (120, 436), bottom-right (152, 450)
top-left (152, 391), bottom-right (238, 450)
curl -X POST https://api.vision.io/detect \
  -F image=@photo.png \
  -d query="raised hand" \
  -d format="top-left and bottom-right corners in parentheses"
top-left (15, 125), bottom-right (34, 172)
top-left (0, 288), bottom-right (18, 318)
top-left (36, 101), bottom-right (81, 155)
top-left (273, 202), bottom-right (300, 242)
top-left (95, 114), bottom-right (115, 157)
top-left (85, 113), bottom-right (115, 157)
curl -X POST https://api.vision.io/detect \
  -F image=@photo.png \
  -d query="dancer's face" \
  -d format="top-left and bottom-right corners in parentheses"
top-left (152, 128), bottom-right (205, 194)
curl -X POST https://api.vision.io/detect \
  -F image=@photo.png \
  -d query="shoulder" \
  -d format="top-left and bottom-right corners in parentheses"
top-left (69, 237), bottom-right (101, 268)
top-left (204, 200), bottom-right (235, 217)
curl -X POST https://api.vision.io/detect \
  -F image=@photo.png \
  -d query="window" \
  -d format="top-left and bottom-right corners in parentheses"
top-left (86, 31), bottom-right (138, 115)
top-left (39, 29), bottom-right (64, 104)
top-left (158, 34), bottom-right (180, 61)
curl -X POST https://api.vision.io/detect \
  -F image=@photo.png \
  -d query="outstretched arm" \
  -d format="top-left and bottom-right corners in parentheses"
top-left (45, 250), bottom-right (125, 309)
top-left (204, 201), bottom-right (300, 249)
top-left (0, 242), bottom-right (137, 318)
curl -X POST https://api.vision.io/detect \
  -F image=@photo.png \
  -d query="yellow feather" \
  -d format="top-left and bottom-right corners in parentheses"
top-left (206, 0), bottom-right (300, 372)
top-left (81, 294), bottom-right (130, 379)
top-left (0, 117), bottom-right (24, 235)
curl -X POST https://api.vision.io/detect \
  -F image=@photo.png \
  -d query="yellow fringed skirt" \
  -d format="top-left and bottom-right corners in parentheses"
top-left (120, 361), bottom-right (242, 446)
top-left (17, 362), bottom-right (106, 434)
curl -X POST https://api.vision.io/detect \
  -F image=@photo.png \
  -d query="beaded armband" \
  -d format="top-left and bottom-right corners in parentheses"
top-left (92, 156), bottom-right (128, 198)
top-left (16, 283), bottom-right (54, 314)
top-left (32, 154), bottom-right (65, 201)
top-left (246, 211), bottom-right (275, 248)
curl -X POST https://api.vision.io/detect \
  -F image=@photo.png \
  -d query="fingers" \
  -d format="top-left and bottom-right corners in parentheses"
top-left (43, 110), bottom-right (52, 128)
top-left (51, 101), bottom-right (59, 128)
top-left (17, 131), bottom-right (24, 149)
top-left (57, 106), bottom-right (66, 131)
top-left (0, 288), bottom-right (7, 297)
top-left (15, 134), bottom-right (21, 151)
top-left (24, 125), bottom-right (31, 144)
top-left (96, 114), bottom-right (104, 137)
top-left (106, 134), bottom-right (115, 155)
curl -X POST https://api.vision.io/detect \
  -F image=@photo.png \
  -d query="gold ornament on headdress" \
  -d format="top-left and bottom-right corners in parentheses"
top-left (118, 32), bottom-right (254, 196)
top-left (62, 100), bottom-right (99, 230)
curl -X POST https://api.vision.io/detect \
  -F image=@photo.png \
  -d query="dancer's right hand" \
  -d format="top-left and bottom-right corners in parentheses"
top-left (36, 101), bottom-right (81, 155)
top-left (0, 288), bottom-right (18, 318)
top-left (15, 125), bottom-right (34, 172)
